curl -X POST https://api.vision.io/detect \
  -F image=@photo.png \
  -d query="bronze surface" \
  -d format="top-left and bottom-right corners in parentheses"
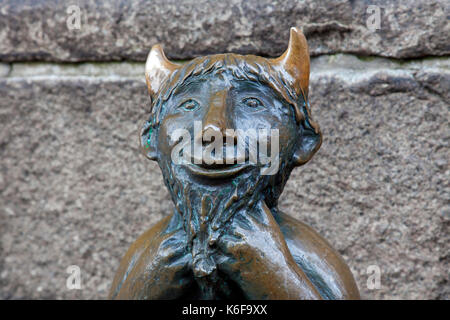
top-left (109, 27), bottom-right (360, 300)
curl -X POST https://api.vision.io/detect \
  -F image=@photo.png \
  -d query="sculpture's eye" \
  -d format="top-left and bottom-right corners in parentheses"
top-left (178, 99), bottom-right (200, 111)
top-left (242, 97), bottom-right (264, 109)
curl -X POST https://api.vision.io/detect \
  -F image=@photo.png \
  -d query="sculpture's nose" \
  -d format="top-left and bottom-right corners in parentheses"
top-left (195, 89), bottom-right (229, 145)
top-left (202, 89), bottom-right (228, 137)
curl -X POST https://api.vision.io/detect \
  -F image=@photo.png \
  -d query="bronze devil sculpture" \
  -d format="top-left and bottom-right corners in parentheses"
top-left (109, 28), bottom-right (360, 299)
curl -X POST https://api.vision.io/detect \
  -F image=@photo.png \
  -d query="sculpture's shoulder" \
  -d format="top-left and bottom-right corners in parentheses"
top-left (276, 211), bottom-right (360, 300)
top-left (108, 215), bottom-right (172, 299)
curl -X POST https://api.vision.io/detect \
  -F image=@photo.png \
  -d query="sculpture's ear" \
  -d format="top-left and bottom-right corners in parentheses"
top-left (139, 120), bottom-right (158, 161)
top-left (292, 124), bottom-right (322, 166)
top-left (271, 28), bottom-right (321, 166)
top-left (145, 44), bottom-right (180, 102)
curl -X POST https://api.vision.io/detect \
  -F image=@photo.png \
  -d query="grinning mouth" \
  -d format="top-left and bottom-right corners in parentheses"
top-left (186, 162), bottom-right (250, 178)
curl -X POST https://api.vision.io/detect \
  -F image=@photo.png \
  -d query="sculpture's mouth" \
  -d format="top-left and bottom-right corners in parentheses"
top-left (186, 162), bottom-right (250, 178)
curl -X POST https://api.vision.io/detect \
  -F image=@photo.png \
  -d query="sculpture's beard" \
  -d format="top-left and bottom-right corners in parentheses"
top-left (159, 160), bottom-right (271, 296)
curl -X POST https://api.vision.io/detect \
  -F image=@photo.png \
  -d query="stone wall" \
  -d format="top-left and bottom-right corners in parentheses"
top-left (0, 0), bottom-right (448, 299)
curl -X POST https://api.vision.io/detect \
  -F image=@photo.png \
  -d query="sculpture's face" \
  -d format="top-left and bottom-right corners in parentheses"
top-left (156, 72), bottom-right (298, 186)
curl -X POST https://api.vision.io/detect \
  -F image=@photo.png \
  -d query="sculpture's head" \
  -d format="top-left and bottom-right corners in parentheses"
top-left (140, 28), bottom-right (321, 213)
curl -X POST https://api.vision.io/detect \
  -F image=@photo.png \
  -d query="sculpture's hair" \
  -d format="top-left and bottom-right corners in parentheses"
top-left (146, 54), bottom-right (319, 135)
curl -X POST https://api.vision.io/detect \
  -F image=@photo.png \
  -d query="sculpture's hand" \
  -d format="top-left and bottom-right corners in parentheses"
top-left (148, 227), bottom-right (194, 297)
top-left (214, 202), bottom-right (322, 299)
top-left (113, 226), bottom-right (193, 300)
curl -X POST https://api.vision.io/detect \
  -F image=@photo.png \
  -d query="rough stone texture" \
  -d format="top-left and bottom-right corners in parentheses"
top-left (0, 56), bottom-right (448, 299)
top-left (0, 0), bottom-right (449, 62)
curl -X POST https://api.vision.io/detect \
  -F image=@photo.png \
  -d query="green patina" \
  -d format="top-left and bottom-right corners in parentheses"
top-left (145, 126), bottom-right (153, 149)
